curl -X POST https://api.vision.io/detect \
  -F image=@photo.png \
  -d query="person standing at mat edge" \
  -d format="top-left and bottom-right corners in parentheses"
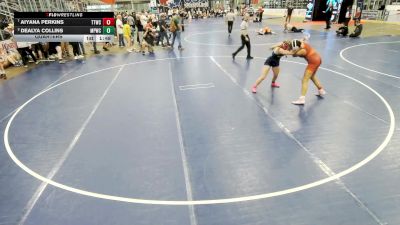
top-left (226, 9), bottom-right (235, 36)
top-left (232, 14), bottom-right (253, 60)
top-left (170, 13), bottom-right (184, 50)
top-left (290, 39), bottom-right (326, 105)
top-left (323, 3), bottom-right (333, 29)
top-left (116, 15), bottom-right (125, 47)
top-left (285, 2), bottom-right (294, 24)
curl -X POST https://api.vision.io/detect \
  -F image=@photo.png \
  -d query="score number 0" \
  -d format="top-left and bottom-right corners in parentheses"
top-left (102, 18), bottom-right (115, 26)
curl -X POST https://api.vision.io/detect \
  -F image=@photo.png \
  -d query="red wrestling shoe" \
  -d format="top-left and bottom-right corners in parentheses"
top-left (252, 85), bottom-right (257, 93)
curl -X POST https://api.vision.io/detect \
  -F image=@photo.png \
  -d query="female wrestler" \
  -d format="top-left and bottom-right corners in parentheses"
top-left (284, 22), bottom-right (304, 33)
top-left (251, 41), bottom-right (294, 93)
top-left (290, 39), bottom-right (326, 105)
top-left (257, 26), bottom-right (275, 35)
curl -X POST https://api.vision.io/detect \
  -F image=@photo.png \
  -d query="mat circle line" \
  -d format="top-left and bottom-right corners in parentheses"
top-left (340, 41), bottom-right (400, 79)
top-left (3, 55), bottom-right (395, 205)
top-left (184, 29), bottom-right (342, 47)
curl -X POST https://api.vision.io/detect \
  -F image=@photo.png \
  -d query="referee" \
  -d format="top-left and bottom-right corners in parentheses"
top-left (225, 9), bottom-right (235, 36)
top-left (232, 14), bottom-right (253, 60)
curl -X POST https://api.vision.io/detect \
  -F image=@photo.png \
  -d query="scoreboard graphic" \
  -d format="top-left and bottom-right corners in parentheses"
top-left (14, 12), bottom-right (115, 42)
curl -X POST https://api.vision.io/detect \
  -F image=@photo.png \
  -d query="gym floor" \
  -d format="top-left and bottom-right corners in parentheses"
top-left (0, 18), bottom-right (399, 225)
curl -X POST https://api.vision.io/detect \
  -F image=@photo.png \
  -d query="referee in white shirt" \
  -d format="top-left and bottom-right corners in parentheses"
top-left (225, 9), bottom-right (235, 35)
top-left (232, 14), bottom-right (253, 60)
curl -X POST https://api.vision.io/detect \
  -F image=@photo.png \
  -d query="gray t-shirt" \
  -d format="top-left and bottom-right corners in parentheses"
top-left (127, 15), bottom-right (134, 26)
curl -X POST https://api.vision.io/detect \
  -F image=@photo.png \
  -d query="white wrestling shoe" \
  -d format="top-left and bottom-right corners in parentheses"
top-left (317, 88), bottom-right (326, 96)
top-left (292, 96), bottom-right (305, 105)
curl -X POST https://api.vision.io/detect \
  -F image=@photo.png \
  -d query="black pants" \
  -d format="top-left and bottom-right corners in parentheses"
top-left (32, 43), bottom-right (48, 59)
top-left (228, 21), bottom-right (233, 33)
top-left (17, 47), bottom-right (37, 65)
top-left (79, 42), bottom-right (85, 55)
top-left (326, 11), bottom-right (332, 29)
top-left (233, 34), bottom-right (251, 57)
top-left (344, 18), bottom-right (350, 26)
top-left (70, 42), bottom-right (82, 56)
top-left (292, 27), bottom-right (304, 33)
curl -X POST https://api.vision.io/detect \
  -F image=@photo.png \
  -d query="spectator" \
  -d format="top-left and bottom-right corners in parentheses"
top-left (141, 19), bottom-right (155, 55)
top-left (4, 48), bottom-right (21, 67)
top-left (70, 42), bottom-right (84, 60)
top-left (127, 13), bottom-right (135, 30)
top-left (4, 23), bottom-right (14, 35)
top-left (158, 13), bottom-right (170, 47)
top-left (257, 7), bottom-right (264, 22)
top-left (353, 7), bottom-right (362, 22)
top-left (286, 2), bottom-right (294, 23)
top-left (78, 42), bottom-right (85, 55)
top-left (1, 23), bottom-right (14, 41)
top-left (61, 42), bottom-right (70, 58)
top-left (168, 8), bottom-right (173, 19)
top-left (349, 19), bottom-right (363, 38)
top-left (123, 19), bottom-right (133, 52)
top-left (116, 15), bottom-right (125, 47)
top-left (324, 3), bottom-right (333, 29)
top-left (17, 42), bottom-right (38, 67)
top-left (0, 47), bottom-right (7, 79)
top-left (344, 6), bottom-right (352, 26)
top-left (170, 13), bottom-right (184, 50)
top-left (48, 42), bottom-right (66, 64)
top-left (225, 9), bottom-right (235, 35)
top-left (0, 29), bottom-right (11, 41)
top-left (140, 12), bottom-right (148, 28)
top-left (179, 8), bottom-right (187, 32)
top-left (136, 13), bottom-right (144, 47)
top-left (31, 42), bottom-right (47, 60)
top-left (92, 42), bottom-right (100, 54)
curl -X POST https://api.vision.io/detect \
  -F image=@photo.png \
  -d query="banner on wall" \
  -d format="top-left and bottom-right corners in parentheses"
top-left (167, 0), bottom-right (182, 7)
top-left (149, 0), bottom-right (157, 7)
top-left (0, 39), bottom-right (19, 67)
top-left (305, 0), bottom-right (314, 20)
top-left (184, 0), bottom-right (208, 8)
top-left (0, 39), bottom-right (18, 54)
